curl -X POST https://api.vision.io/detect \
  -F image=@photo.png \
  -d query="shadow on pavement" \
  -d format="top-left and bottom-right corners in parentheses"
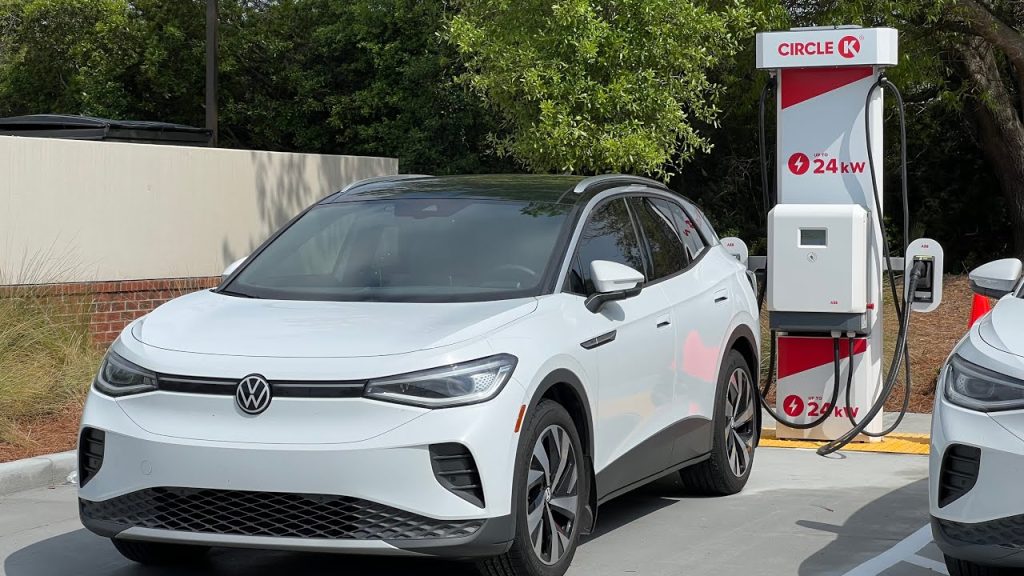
top-left (3, 528), bottom-right (477, 576)
top-left (797, 478), bottom-right (931, 575)
top-left (584, 474), bottom-right (691, 541)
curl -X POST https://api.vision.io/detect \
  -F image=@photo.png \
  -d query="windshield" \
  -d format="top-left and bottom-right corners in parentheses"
top-left (226, 198), bottom-right (574, 302)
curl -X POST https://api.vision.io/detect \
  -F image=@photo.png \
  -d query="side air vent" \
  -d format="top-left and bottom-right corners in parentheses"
top-left (938, 444), bottom-right (981, 508)
top-left (78, 428), bottom-right (106, 487)
top-left (430, 443), bottom-right (484, 508)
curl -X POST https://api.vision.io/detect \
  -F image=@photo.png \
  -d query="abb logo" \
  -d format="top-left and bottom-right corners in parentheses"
top-left (777, 35), bottom-right (861, 59)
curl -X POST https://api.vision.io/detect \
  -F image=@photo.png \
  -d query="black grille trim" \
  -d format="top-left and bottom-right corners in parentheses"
top-left (81, 488), bottom-right (482, 541)
top-left (78, 428), bottom-right (105, 487)
top-left (938, 444), bottom-right (981, 508)
top-left (936, 515), bottom-right (1024, 549)
top-left (430, 443), bottom-right (485, 508)
top-left (156, 374), bottom-right (365, 398)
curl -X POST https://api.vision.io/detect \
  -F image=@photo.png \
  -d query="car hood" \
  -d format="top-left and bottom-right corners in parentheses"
top-left (131, 289), bottom-right (538, 358)
top-left (978, 297), bottom-right (1024, 359)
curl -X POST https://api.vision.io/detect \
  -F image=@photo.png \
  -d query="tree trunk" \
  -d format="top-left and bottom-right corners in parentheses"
top-left (960, 38), bottom-right (1024, 258)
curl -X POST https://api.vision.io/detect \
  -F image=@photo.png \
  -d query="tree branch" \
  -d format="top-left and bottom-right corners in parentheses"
top-left (958, 0), bottom-right (1024, 75)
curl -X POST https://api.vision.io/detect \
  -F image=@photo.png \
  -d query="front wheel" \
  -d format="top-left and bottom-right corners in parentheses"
top-left (477, 400), bottom-right (588, 576)
top-left (679, 349), bottom-right (758, 495)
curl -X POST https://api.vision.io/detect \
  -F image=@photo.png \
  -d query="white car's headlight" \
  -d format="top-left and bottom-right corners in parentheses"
top-left (364, 354), bottom-right (517, 408)
top-left (945, 355), bottom-right (1024, 412)
top-left (93, 352), bottom-right (158, 397)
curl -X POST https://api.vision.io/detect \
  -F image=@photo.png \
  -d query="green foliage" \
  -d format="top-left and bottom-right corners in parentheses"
top-left (448, 0), bottom-right (765, 176)
top-left (223, 0), bottom-right (513, 174)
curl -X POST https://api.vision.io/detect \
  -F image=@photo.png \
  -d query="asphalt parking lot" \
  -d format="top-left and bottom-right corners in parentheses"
top-left (0, 448), bottom-right (944, 576)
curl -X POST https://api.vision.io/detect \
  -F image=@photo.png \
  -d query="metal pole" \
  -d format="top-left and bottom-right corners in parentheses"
top-left (205, 0), bottom-right (218, 146)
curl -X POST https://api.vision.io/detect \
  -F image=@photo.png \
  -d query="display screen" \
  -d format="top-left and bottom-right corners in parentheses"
top-left (800, 228), bottom-right (828, 247)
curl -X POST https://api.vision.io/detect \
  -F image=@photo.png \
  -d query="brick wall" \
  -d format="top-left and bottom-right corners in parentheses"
top-left (87, 277), bottom-right (221, 344)
top-left (1, 277), bottom-right (222, 346)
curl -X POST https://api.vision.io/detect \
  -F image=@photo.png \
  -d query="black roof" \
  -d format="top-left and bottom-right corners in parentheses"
top-left (320, 174), bottom-right (669, 206)
top-left (0, 114), bottom-right (212, 146)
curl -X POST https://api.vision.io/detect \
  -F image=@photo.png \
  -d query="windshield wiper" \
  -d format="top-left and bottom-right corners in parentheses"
top-left (217, 288), bottom-right (262, 299)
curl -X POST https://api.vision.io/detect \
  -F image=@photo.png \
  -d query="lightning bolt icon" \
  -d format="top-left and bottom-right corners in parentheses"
top-left (788, 398), bottom-right (799, 414)
top-left (789, 153), bottom-right (810, 175)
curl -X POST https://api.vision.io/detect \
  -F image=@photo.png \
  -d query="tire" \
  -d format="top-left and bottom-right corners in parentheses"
top-left (679, 349), bottom-right (758, 496)
top-left (111, 539), bottom-right (209, 565)
top-left (477, 400), bottom-right (588, 576)
top-left (945, 555), bottom-right (1011, 576)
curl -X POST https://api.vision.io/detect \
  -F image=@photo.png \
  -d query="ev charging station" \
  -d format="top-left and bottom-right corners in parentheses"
top-left (754, 27), bottom-right (943, 451)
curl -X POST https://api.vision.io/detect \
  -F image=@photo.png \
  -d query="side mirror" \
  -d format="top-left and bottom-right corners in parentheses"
top-left (720, 237), bottom-right (749, 267)
top-left (586, 260), bottom-right (645, 313)
top-left (222, 257), bottom-right (246, 278)
top-left (970, 258), bottom-right (1023, 299)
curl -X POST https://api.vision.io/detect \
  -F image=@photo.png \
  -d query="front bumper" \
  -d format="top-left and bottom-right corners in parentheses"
top-left (931, 515), bottom-right (1024, 568)
top-left (77, 381), bottom-right (526, 556)
top-left (930, 386), bottom-right (1024, 567)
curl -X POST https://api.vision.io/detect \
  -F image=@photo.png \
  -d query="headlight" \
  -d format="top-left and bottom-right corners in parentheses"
top-left (364, 354), bottom-right (517, 408)
top-left (945, 355), bottom-right (1024, 412)
top-left (93, 352), bottom-right (158, 397)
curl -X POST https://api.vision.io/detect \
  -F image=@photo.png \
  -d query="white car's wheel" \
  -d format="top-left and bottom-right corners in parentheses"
top-left (679, 350), bottom-right (758, 495)
top-left (478, 400), bottom-right (587, 576)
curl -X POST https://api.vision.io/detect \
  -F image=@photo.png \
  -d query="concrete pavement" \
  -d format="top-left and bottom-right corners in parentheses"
top-left (0, 448), bottom-right (944, 576)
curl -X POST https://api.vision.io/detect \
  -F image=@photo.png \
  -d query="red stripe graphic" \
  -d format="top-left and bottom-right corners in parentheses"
top-left (781, 67), bottom-right (873, 109)
top-left (777, 336), bottom-right (867, 380)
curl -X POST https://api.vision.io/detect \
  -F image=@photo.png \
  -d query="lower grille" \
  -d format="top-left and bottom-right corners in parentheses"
top-left (938, 444), bottom-right (981, 508)
top-left (81, 488), bottom-right (482, 540)
top-left (936, 515), bottom-right (1024, 550)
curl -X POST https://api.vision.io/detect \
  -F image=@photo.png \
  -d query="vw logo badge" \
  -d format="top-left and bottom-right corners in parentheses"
top-left (236, 374), bottom-right (272, 415)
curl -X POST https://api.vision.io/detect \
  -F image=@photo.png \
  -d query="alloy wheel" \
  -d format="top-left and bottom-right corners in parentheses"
top-left (725, 367), bottom-right (756, 478)
top-left (526, 424), bottom-right (578, 565)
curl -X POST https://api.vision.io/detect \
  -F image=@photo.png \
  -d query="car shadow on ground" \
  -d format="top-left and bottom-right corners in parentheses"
top-left (797, 478), bottom-right (932, 575)
top-left (3, 478), bottom-right (685, 576)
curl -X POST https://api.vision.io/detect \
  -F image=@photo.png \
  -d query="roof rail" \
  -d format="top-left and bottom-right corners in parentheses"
top-left (571, 174), bottom-right (669, 195)
top-left (339, 174), bottom-right (431, 195)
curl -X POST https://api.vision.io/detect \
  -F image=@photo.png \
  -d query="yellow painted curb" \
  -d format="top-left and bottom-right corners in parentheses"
top-left (759, 429), bottom-right (930, 455)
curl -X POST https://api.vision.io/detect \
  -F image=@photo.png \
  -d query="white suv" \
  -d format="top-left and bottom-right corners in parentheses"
top-left (78, 174), bottom-right (760, 576)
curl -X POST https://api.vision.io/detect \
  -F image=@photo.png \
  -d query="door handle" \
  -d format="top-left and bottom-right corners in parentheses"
top-left (714, 288), bottom-right (729, 304)
top-left (657, 320), bottom-right (671, 328)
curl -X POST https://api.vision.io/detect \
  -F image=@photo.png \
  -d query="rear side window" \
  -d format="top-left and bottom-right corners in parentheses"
top-left (681, 199), bottom-right (719, 245)
top-left (649, 198), bottom-right (706, 261)
top-left (569, 199), bottom-right (645, 295)
top-left (629, 197), bottom-right (688, 281)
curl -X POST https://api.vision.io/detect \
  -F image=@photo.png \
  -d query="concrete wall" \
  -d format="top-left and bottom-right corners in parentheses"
top-left (0, 136), bottom-right (397, 284)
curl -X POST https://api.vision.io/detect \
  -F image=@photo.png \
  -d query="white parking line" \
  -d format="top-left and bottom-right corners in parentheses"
top-left (840, 524), bottom-right (948, 576)
top-left (905, 554), bottom-right (950, 573)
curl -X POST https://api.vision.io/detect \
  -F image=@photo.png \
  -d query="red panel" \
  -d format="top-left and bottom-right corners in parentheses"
top-left (781, 67), bottom-right (874, 109)
top-left (777, 336), bottom-right (867, 380)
